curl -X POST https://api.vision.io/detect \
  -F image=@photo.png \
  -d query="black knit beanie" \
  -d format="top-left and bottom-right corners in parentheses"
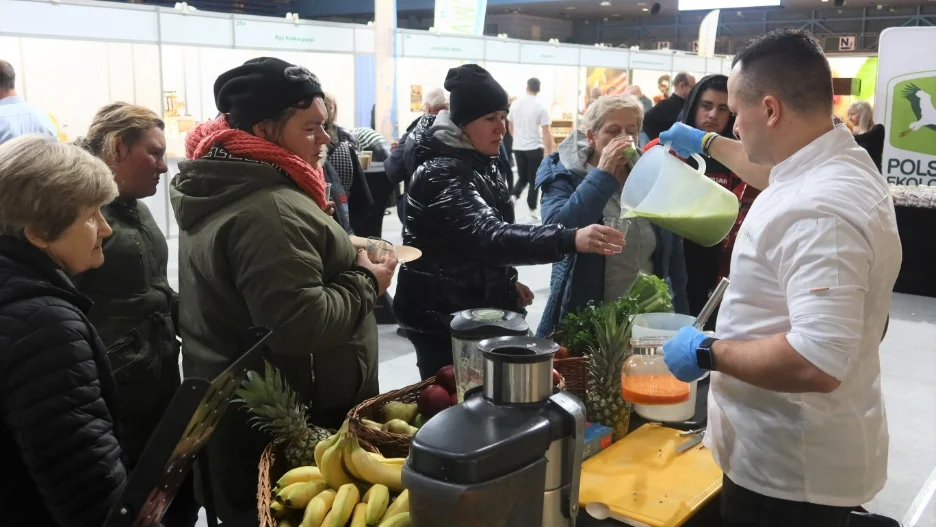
top-left (444, 64), bottom-right (509, 127)
top-left (214, 57), bottom-right (325, 129)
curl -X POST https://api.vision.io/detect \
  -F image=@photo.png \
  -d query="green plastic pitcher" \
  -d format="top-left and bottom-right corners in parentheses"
top-left (621, 142), bottom-right (740, 247)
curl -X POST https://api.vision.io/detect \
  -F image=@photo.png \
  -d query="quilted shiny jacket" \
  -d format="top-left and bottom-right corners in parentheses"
top-left (393, 111), bottom-right (578, 337)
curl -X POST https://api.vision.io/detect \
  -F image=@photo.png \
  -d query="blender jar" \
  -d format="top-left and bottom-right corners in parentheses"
top-left (450, 309), bottom-right (529, 401)
top-left (621, 337), bottom-right (693, 420)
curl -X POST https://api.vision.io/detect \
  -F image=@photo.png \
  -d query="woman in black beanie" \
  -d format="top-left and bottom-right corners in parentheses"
top-left (395, 64), bottom-right (625, 379)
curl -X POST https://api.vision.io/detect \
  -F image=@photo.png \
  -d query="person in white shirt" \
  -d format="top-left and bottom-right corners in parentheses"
top-left (508, 78), bottom-right (554, 219)
top-left (659, 29), bottom-right (902, 526)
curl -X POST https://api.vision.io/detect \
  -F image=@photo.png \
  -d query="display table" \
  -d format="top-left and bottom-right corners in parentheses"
top-left (893, 204), bottom-right (936, 298)
top-left (355, 162), bottom-right (393, 239)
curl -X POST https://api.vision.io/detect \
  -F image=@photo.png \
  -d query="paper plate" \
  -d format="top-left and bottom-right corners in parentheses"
top-left (349, 236), bottom-right (422, 264)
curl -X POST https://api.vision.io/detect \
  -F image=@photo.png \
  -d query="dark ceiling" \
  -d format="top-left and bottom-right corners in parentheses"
top-left (496, 0), bottom-right (934, 18)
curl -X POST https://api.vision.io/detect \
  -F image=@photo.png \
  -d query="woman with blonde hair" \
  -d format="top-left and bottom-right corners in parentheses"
top-left (0, 134), bottom-right (128, 527)
top-left (848, 100), bottom-right (884, 171)
top-left (73, 102), bottom-right (199, 526)
top-left (323, 92), bottom-right (372, 231)
top-left (536, 94), bottom-right (689, 337)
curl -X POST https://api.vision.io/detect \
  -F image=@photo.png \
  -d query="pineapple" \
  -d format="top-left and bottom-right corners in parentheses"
top-left (234, 361), bottom-right (331, 467)
top-left (585, 304), bottom-right (634, 441)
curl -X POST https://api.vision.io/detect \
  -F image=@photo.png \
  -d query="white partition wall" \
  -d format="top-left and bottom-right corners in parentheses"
top-left (1, 0), bottom-right (748, 236)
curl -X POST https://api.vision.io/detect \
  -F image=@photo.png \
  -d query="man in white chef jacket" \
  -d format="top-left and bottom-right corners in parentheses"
top-left (659, 29), bottom-right (902, 526)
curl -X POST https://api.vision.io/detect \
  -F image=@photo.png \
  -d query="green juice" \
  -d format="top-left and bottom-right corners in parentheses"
top-left (622, 209), bottom-right (737, 247)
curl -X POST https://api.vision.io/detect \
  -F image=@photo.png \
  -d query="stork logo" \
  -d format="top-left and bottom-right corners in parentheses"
top-left (889, 74), bottom-right (936, 156)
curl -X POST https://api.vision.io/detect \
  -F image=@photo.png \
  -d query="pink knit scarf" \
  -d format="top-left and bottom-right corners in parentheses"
top-left (185, 115), bottom-right (326, 209)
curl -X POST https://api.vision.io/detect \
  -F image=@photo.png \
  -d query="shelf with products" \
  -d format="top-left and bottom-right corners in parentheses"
top-left (552, 119), bottom-right (574, 147)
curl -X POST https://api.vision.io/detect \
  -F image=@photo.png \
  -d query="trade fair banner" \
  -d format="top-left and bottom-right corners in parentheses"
top-left (697, 9), bottom-right (720, 58)
top-left (375, 0), bottom-right (398, 140)
top-left (876, 27), bottom-right (936, 186)
top-left (433, 0), bottom-right (488, 36)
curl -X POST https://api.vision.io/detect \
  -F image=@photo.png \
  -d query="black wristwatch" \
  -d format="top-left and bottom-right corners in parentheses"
top-left (696, 337), bottom-right (719, 371)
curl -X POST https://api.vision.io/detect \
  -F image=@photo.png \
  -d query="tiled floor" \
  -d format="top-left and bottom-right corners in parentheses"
top-left (174, 200), bottom-right (936, 527)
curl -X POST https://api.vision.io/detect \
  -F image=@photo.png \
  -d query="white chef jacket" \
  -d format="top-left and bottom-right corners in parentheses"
top-left (707, 125), bottom-right (902, 507)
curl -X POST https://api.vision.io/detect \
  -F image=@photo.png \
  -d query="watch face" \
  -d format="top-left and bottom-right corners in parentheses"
top-left (697, 343), bottom-right (716, 371)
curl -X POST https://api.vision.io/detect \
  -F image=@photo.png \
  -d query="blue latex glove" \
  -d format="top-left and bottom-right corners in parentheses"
top-left (663, 326), bottom-right (708, 382)
top-left (658, 122), bottom-right (707, 159)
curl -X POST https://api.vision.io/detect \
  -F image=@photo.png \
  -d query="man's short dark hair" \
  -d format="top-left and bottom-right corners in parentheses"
top-left (527, 77), bottom-right (541, 94)
top-left (732, 29), bottom-right (833, 114)
top-left (673, 72), bottom-right (692, 88)
top-left (0, 61), bottom-right (15, 91)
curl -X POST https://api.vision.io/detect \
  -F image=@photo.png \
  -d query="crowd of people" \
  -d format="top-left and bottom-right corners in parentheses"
top-left (0, 27), bottom-right (900, 527)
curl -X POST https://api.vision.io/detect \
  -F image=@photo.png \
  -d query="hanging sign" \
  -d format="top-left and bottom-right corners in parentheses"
top-left (434, 0), bottom-right (489, 36)
top-left (876, 27), bottom-right (936, 186)
top-left (697, 9), bottom-right (720, 58)
top-left (838, 35), bottom-right (857, 52)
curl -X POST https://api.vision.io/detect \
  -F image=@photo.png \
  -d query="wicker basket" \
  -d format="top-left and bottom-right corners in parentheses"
top-left (554, 356), bottom-right (587, 401)
top-left (257, 437), bottom-right (381, 527)
top-left (258, 439), bottom-right (288, 527)
top-left (347, 377), bottom-right (437, 459)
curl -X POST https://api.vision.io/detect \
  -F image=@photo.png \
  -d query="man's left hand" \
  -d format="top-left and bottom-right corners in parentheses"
top-left (663, 326), bottom-right (708, 382)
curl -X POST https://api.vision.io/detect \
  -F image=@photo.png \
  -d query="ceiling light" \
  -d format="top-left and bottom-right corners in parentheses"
top-left (642, 7), bottom-right (649, 10)
top-left (612, 12), bottom-right (621, 16)
top-left (566, 5), bottom-right (576, 9)
top-left (601, 1), bottom-right (611, 5)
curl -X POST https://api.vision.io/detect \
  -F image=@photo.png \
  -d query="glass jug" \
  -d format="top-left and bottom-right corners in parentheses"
top-left (621, 142), bottom-right (740, 247)
top-left (621, 337), bottom-right (691, 406)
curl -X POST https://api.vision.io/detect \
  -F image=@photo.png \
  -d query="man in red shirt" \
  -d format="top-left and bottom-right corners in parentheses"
top-left (644, 75), bottom-right (760, 321)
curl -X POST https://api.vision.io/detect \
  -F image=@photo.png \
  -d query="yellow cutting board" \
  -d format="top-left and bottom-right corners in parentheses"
top-left (579, 424), bottom-right (722, 527)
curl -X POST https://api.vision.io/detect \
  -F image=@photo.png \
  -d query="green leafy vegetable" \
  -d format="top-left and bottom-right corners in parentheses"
top-left (554, 272), bottom-right (674, 355)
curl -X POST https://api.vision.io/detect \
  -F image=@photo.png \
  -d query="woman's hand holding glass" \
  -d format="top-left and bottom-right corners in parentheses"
top-left (597, 135), bottom-right (636, 185)
top-left (575, 224), bottom-right (625, 256)
top-left (356, 247), bottom-right (398, 295)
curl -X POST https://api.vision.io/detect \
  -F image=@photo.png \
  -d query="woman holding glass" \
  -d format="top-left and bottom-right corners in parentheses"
top-left (394, 65), bottom-right (624, 380)
top-left (536, 94), bottom-right (689, 338)
top-left (172, 57), bottom-right (397, 520)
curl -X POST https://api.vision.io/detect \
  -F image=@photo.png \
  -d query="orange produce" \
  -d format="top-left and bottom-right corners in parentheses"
top-left (555, 346), bottom-right (570, 360)
top-left (621, 375), bottom-right (691, 405)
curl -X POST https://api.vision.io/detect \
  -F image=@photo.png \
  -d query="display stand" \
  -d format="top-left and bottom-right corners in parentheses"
top-left (104, 327), bottom-right (272, 527)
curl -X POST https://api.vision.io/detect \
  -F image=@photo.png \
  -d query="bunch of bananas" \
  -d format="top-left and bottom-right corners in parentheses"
top-left (270, 421), bottom-right (411, 527)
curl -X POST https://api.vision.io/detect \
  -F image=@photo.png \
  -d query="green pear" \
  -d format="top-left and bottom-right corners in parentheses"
top-left (382, 419), bottom-right (419, 436)
top-left (381, 401), bottom-right (419, 424)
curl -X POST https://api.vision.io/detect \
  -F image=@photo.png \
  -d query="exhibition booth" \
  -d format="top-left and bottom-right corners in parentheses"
top-left (1, 0), bottom-right (832, 238)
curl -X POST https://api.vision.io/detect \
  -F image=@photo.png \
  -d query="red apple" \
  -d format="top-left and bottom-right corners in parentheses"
top-left (552, 369), bottom-right (562, 387)
top-left (435, 365), bottom-right (457, 394)
top-left (417, 384), bottom-right (452, 417)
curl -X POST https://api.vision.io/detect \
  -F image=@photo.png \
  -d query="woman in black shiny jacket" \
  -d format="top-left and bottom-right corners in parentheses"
top-left (394, 94), bottom-right (623, 379)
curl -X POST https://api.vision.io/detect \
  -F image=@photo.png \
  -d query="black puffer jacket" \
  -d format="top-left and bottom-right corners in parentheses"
top-left (0, 236), bottom-right (127, 527)
top-left (394, 111), bottom-right (578, 337)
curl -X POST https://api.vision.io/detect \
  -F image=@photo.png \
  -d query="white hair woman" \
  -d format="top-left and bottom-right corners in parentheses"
top-left (848, 100), bottom-right (885, 171)
top-left (536, 94), bottom-right (690, 337)
top-left (0, 134), bottom-right (128, 527)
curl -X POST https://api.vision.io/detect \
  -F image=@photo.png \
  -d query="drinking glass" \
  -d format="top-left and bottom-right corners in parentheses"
top-left (603, 218), bottom-right (632, 238)
top-left (366, 237), bottom-right (394, 263)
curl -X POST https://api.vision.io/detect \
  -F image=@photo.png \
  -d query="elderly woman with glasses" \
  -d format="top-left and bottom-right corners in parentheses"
top-left (0, 134), bottom-right (127, 527)
top-left (536, 94), bottom-right (690, 338)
